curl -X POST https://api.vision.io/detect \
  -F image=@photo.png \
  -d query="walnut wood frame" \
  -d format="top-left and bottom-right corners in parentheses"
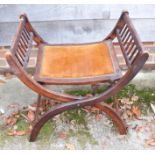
top-left (5, 11), bottom-right (149, 142)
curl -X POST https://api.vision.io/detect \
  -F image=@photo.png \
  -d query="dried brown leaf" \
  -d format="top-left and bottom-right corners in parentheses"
top-left (126, 110), bottom-right (133, 117)
top-left (4, 72), bottom-right (13, 80)
top-left (27, 110), bottom-right (35, 122)
top-left (91, 107), bottom-right (100, 113)
top-left (28, 105), bottom-right (36, 111)
top-left (7, 130), bottom-right (27, 136)
top-left (95, 114), bottom-right (102, 121)
top-left (5, 117), bottom-right (17, 126)
top-left (6, 130), bottom-right (17, 136)
top-left (131, 95), bottom-right (139, 102)
top-left (65, 143), bottom-right (75, 150)
top-left (16, 130), bottom-right (27, 136)
top-left (122, 112), bottom-right (128, 120)
top-left (85, 93), bottom-right (93, 97)
top-left (144, 139), bottom-right (155, 148)
top-left (132, 106), bottom-right (141, 117)
top-left (8, 104), bottom-right (18, 109)
top-left (121, 98), bottom-right (133, 105)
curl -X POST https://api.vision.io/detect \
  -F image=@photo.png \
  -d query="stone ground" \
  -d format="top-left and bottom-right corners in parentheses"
top-left (0, 71), bottom-right (155, 150)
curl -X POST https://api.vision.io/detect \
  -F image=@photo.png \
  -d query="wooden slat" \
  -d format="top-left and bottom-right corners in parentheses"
top-left (120, 24), bottom-right (127, 36)
top-left (15, 52), bottom-right (24, 66)
top-left (18, 44), bottom-right (26, 56)
top-left (124, 36), bottom-right (133, 50)
top-left (121, 28), bottom-right (129, 42)
top-left (16, 48), bottom-right (25, 61)
top-left (116, 28), bottom-right (131, 67)
top-left (129, 47), bottom-right (138, 60)
top-left (123, 33), bottom-right (131, 45)
top-left (130, 50), bottom-right (140, 64)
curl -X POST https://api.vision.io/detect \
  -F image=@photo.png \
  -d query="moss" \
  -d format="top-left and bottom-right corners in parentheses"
top-left (66, 85), bottom-right (109, 96)
top-left (68, 129), bottom-right (98, 149)
top-left (37, 120), bottom-right (56, 146)
top-left (15, 119), bottom-right (29, 131)
top-left (0, 129), bottom-right (14, 148)
top-left (67, 84), bottom-right (155, 115)
top-left (66, 85), bottom-right (113, 104)
top-left (63, 109), bottom-right (87, 126)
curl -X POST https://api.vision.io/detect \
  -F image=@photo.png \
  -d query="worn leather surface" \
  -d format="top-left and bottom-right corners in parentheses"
top-left (40, 42), bottom-right (114, 78)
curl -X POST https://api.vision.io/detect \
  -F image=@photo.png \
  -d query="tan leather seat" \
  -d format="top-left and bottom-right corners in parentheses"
top-left (37, 40), bottom-right (116, 79)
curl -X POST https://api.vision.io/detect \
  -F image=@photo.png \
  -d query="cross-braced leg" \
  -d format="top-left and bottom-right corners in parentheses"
top-left (29, 99), bottom-right (126, 142)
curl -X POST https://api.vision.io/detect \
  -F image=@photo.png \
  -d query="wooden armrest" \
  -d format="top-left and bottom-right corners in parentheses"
top-left (10, 14), bottom-right (45, 68)
top-left (104, 10), bottom-right (129, 41)
top-left (105, 10), bottom-right (146, 68)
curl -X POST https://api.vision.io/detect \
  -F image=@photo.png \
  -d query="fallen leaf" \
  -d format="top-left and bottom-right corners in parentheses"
top-left (144, 139), bottom-right (155, 148)
top-left (135, 125), bottom-right (145, 132)
top-left (131, 95), bottom-right (139, 102)
top-left (0, 79), bottom-right (6, 84)
top-left (4, 72), bottom-right (13, 80)
top-left (65, 143), bottom-right (75, 150)
top-left (58, 131), bottom-right (67, 139)
top-left (7, 130), bottom-right (17, 136)
top-left (5, 117), bottom-right (17, 126)
top-left (8, 104), bottom-right (18, 109)
top-left (12, 111), bottom-right (19, 116)
top-left (144, 132), bottom-right (155, 148)
top-left (16, 130), bottom-right (27, 136)
top-left (132, 106), bottom-right (141, 117)
top-left (85, 93), bottom-right (93, 97)
top-left (91, 107), bottom-right (100, 113)
top-left (121, 98), bottom-right (133, 105)
top-left (82, 106), bottom-right (91, 113)
top-left (122, 112), bottom-right (128, 120)
top-left (126, 110), bottom-right (133, 117)
top-left (27, 110), bottom-right (35, 122)
top-left (7, 130), bottom-right (27, 136)
top-left (28, 105), bottom-right (36, 111)
top-left (95, 114), bottom-right (102, 121)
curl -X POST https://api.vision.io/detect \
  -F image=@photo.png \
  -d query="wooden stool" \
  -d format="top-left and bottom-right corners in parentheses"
top-left (5, 11), bottom-right (149, 142)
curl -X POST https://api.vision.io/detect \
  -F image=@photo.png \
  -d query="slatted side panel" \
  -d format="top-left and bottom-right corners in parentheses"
top-left (115, 17), bottom-right (142, 68)
top-left (12, 19), bottom-right (33, 68)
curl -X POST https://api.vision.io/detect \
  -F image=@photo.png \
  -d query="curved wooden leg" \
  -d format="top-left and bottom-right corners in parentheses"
top-left (29, 100), bottom-right (126, 142)
top-left (29, 102), bottom-right (81, 142)
top-left (94, 103), bottom-right (127, 135)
